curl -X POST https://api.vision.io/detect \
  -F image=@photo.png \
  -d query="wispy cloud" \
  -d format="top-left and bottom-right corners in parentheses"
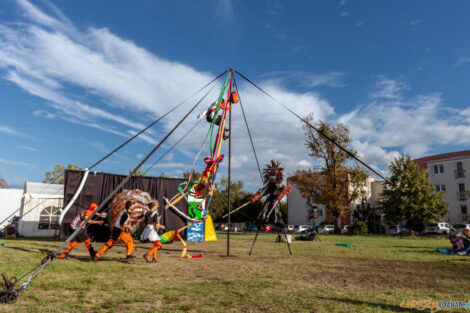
top-left (33, 109), bottom-right (55, 119)
top-left (340, 11), bottom-right (350, 18)
top-left (455, 57), bottom-right (470, 67)
top-left (0, 157), bottom-right (34, 167)
top-left (21, 146), bottom-right (38, 152)
top-left (261, 71), bottom-right (346, 88)
top-left (0, 124), bottom-right (27, 137)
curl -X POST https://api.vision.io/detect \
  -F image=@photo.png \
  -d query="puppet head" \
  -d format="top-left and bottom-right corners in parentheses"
top-left (263, 160), bottom-right (285, 187)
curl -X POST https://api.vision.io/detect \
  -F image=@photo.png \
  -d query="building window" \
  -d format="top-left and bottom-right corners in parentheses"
top-left (435, 185), bottom-right (446, 194)
top-left (433, 164), bottom-right (444, 174)
top-left (458, 184), bottom-right (466, 201)
top-left (455, 162), bottom-right (465, 178)
top-left (38, 206), bottom-right (61, 230)
top-left (461, 205), bottom-right (468, 222)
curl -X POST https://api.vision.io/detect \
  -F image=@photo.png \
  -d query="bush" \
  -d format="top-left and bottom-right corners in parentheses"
top-left (349, 221), bottom-right (368, 235)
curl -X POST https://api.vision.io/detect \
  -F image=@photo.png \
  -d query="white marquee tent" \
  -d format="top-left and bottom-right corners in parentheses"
top-left (18, 182), bottom-right (64, 237)
top-left (0, 188), bottom-right (23, 229)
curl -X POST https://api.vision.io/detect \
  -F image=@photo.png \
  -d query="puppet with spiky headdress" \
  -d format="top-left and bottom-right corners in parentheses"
top-left (250, 160), bottom-right (292, 227)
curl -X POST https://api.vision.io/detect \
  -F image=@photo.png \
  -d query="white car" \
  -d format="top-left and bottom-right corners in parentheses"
top-left (451, 224), bottom-right (470, 235)
top-left (425, 223), bottom-right (450, 235)
top-left (284, 225), bottom-right (294, 232)
top-left (293, 225), bottom-right (311, 233)
top-left (317, 225), bottom-right (335, 234)
top-left (386, 225), bottom-right (410, 235)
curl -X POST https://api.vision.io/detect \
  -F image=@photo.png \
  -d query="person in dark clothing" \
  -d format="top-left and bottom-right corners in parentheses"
top-left (94, 201), bottom-right (136, 261)
top-left (140, 202), bottom-right (165, 263)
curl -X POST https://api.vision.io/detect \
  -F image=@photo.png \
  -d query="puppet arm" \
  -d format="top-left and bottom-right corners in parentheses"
top-left (276, 184), bottom-right (292, 200)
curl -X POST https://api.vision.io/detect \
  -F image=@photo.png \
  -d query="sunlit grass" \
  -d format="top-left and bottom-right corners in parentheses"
top-left (0, 234), bottom-right (468, 312)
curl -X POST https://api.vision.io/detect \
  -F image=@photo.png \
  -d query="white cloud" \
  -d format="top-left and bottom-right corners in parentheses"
top-left (0, 157), bottom-right (33, 167)
top-left (33, 109), bottom-right (55, 119)
top-left (455, 57), bottom-right (470, 67)
top-left (137, 153), bottom-right (143, 160)
top-left (340, 11), bottom-right (350, 18)
top-left (338, 76), bottom-right (470, 169)
top-left (21, 146), bottom-right (39, 152)
top-left (0, 124), bottom-right (26, 137)
top-left (261, 71), bottom-right (345, 88)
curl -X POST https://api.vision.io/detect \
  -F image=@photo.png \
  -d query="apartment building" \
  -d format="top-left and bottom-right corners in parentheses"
top-left (287, 175), bottom-right (377, 227)
top-left (415, 150), bottom-right (470, 224)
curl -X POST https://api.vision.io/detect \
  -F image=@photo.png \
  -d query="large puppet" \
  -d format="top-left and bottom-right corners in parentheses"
top-left (250, 160), bottom-right (292, 227)
top-left (249, 160), bottom-right (292, 255)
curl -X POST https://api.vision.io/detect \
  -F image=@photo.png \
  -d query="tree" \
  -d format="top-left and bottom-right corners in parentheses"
top-left (353, 199), bottom-right (383, 234)
top-left (290, 114), bottom-right (368, 232)
top-left (210, 177), bottom-right (250, 220)
top-left (0, 174), bottom-right (8, 189)
top-left (44, 164), bottom-right (83, 184)
top-left (380, 155), bottom-right (447, 232)
top-left (129, 169), bottom-right (146, 176)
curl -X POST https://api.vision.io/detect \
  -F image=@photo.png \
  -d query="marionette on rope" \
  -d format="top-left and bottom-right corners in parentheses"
top-left (248, 160), bottom-right (292, 255)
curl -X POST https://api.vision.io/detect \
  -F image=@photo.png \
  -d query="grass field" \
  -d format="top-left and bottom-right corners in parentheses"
top-left (0, 234), bottom-right (468, 313)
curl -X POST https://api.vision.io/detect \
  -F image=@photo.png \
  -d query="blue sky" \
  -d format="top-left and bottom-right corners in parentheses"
top-left (1, 0), bottom-right (470, 189)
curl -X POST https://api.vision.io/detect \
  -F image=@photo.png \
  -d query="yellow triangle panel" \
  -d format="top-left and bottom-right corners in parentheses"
top-left (204, 215), bottom-right (218, 241)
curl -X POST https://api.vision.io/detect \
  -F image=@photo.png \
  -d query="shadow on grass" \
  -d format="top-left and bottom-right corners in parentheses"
top-left (317, 296), bottom-right (418, 313)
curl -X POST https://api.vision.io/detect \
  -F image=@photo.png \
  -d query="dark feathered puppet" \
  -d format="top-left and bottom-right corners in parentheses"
top-left (250, 160), bottom-right (292, 227)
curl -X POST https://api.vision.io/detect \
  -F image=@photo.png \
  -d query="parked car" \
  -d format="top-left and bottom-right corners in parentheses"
top-left (340, 225), bottom-right (350, 234)
top-left (317, 225), bottom-right (335, 234)
top-left (247, 225), bottom-right (258, 231)
top-left (293, 225), bottom-right (311, 233)
top-left (425, 223), bottom-right (450, 235)
top-left (264, 224), bottom-right (283, 232)
top-left (451, 224), bottom-right (470, 235)
top-left (386, 225), bottom-right (410, 236)
top-left (284, 225), bottom-right (294, 232)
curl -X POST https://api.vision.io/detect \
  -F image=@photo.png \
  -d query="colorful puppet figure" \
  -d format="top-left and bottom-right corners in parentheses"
top-left (141, 202), bottom-right (165, 263)
top-left (250, 160), bottom-right (292, 228)
top-left (60, 203), bottom-right (107, 259)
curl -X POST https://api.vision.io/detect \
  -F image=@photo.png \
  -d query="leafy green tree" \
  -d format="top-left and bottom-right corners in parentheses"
top-left (0, 174), bottom-right (8, 189)
top-left (291, 114), bottom-right (368, 233)
top-left (129, 169), bottom-right (146, 176)
top-left (44, 164), bottom-right (83, 184)
top-left (380, 155), bottom-right (447, 232)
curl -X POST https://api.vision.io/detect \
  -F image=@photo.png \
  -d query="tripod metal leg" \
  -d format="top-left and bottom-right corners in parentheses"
top-left (283, 227), bottom-right (292, 255)
top-left (249, 229), bottom-right (260, 255)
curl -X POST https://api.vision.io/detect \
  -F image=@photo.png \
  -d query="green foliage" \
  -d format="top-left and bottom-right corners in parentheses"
top-left (44, 164), bottom-right (83, 184)
top-left (209, 177), bottom-right (264, 223)
top-left (349, 221), bottom-right (369, 235)
top-left (319, 220), bottom-right (336, 226)
top-left (291, 114), bottom-right (368, 232)
top-left (128, 169), bottom-right (146, 176)
top-left (0, 173), bottom-right (7, 188)
top-left (380, 155), bottom-right (448, 232)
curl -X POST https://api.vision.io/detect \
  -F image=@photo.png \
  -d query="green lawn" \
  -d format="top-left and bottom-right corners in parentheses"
top-left (0, 234), bottom-right (468, 313)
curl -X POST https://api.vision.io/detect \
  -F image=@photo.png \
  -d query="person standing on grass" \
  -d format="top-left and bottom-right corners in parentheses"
top-left (94, 200), bottom-right (136, 261)
top-left (141, 201), bottom-right (165, 263)
top-left (60, 203), bottom-right (107, 259)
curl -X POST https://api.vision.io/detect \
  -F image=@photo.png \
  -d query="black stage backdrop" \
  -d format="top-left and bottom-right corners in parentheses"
top-left (61, 170), bottom-right (188, 241)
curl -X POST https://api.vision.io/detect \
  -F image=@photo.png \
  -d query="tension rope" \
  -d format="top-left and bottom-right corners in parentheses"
top-left (232, 75), bottom-right (263, 183)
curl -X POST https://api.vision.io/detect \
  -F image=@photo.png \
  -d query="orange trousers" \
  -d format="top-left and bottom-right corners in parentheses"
top-left (60, 238), bottom-right (93, 259)
top-left (96, 231), bottom-right (135, 258)
top-left (147, 240), bottom-right (162, 260)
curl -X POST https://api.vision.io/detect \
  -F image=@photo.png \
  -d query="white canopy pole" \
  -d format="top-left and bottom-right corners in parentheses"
top-left (59, 169), bottom-right (89, 225)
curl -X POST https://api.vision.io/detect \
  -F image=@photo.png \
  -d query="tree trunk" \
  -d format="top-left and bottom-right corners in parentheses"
top-left (335, 215), bottom-right (342, 234)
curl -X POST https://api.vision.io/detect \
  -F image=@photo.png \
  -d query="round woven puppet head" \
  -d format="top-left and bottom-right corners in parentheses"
top-left (263, 160), bottom-right (284, 187)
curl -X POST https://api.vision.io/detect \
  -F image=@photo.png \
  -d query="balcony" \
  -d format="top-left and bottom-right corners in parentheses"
top-left (457, 191), bottom-right (467, 201)
top-left (455, 169), bottom-right (465, 179)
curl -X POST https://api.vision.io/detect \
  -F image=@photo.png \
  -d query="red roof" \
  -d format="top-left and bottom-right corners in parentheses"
top-left (414, 150), bottom-right (470, 169)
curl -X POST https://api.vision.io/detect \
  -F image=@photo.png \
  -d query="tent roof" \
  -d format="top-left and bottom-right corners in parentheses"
top-left (24, 182), bottom-right (63, 196)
